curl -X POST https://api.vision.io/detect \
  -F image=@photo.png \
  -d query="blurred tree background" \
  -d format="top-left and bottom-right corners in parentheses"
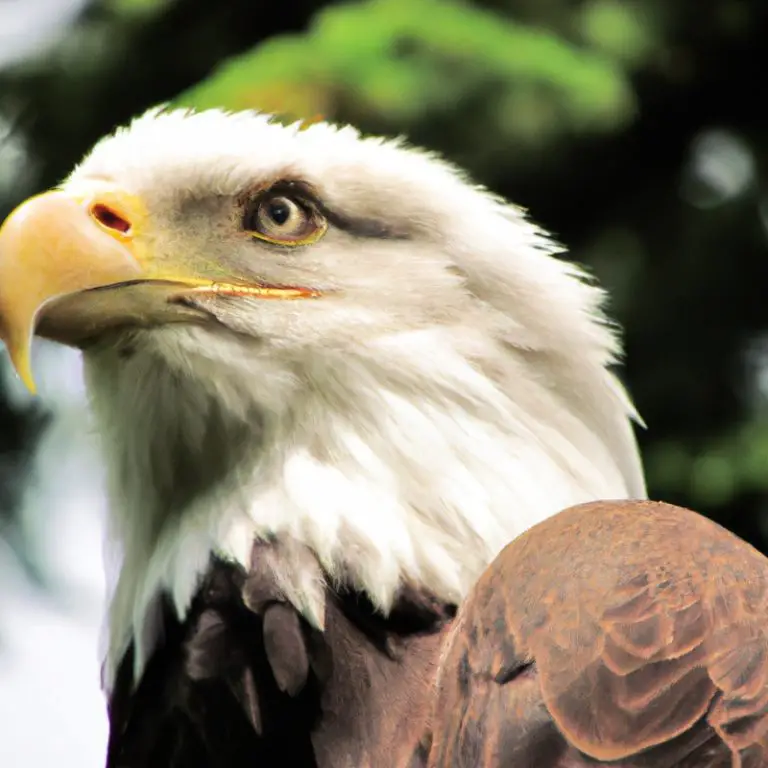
top-left (2, 0), bottom-right (768, 573)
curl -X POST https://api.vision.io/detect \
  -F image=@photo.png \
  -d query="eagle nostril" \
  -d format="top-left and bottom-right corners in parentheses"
top-left (90, 203), bottom-right (131, 235)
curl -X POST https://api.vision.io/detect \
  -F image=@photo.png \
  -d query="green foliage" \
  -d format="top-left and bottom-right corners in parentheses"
top-left (106, 0), bottom-right (175, 18)
top-left (179, 0), bottom-right (636, 148)
top-left (648, 419), bottom-right (768, 508)
top-left (578, 0), bottom-right (658, 65)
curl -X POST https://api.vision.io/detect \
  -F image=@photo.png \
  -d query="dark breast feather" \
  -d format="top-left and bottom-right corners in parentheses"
top-left (105, 544), bottom-right (453, 768)
top-left (106, 560), bottom-right (321, 767)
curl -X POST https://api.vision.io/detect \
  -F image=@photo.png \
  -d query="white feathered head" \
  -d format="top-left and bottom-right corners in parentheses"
top-left (0, 107), bottom-right (645, 683)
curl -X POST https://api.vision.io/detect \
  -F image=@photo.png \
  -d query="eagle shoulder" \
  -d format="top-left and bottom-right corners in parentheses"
top-left (429, 500), bottom-right (768, 767)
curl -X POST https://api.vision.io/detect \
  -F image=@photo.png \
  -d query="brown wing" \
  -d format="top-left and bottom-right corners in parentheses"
top-left (428, 500), bottom-right (768, 768)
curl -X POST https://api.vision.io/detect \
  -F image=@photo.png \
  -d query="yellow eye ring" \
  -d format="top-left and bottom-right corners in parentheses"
top-left (243, 193), bottom-right (327, 246)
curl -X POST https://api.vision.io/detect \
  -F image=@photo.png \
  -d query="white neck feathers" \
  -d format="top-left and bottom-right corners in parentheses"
top-left (85, 320), bottom-right (643, 690)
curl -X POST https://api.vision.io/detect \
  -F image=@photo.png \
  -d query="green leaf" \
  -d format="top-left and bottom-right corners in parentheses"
top-left (178, 0), bottom-right (636, 135)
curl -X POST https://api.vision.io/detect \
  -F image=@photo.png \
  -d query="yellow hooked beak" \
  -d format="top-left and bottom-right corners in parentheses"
top-left (0, 189), bottom-right (319, 393)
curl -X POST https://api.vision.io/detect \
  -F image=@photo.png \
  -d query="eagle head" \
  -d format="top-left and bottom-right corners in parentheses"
top-left (0, 107), bottom-right (644, 686)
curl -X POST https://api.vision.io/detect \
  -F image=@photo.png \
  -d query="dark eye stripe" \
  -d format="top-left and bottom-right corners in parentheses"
top-left (321, 207), bottom-right (410, 240)
top-left (250, 179), bottom-right (410, 242)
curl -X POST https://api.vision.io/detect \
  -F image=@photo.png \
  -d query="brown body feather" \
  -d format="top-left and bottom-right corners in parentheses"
top-left (108, 501), bottom-right (768, 767)
top-left (431, 501), bottom-right (768, 767)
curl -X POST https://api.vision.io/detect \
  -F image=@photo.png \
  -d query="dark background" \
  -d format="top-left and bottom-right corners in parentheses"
top-left (2, 0), bottom-right (767, 580)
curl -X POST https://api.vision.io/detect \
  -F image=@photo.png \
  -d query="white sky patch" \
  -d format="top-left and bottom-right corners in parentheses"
top-left (0, 0), bottom-right (87, 69)
top-left (0, 343), bottom-right (108, 768)
top-left (0, 552), bottom-right (108, 768)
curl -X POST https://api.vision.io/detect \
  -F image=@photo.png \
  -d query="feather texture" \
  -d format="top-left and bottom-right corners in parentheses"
top-left (430, 501), bottom-right (768, 767)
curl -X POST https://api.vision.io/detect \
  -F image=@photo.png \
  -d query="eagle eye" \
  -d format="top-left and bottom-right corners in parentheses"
top-left (243, 188), bottom-right (327, 246)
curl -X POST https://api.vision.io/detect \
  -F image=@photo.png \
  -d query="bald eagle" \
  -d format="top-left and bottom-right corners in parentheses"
top-left (1, 108), bottom-right (765, 767)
